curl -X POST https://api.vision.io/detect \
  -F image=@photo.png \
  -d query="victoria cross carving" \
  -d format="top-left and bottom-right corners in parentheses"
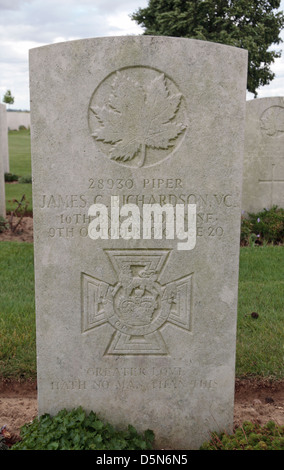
top-left (81, 250), bottom-right (193, 355)
top-left (88, 67), bottom-right (188, 168)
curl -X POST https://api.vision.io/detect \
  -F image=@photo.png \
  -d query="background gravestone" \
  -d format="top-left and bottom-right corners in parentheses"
top-left (29, 36), bottom-right (247, 450)
top-left (0, 104), bottom-right (6, 217)
top-left (242, 97), bottom-right (284, 214)
top-left (0, 103), bottom-right (9, 173)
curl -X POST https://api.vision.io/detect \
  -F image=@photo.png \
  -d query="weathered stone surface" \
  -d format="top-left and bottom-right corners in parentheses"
top-left (0, 104), bottom-right (9, 173)
top-left (0, 104), bottom-right (6, 217)
top-left (29, 36), bottom-right (247, 449)
top-left (242, 97), bottom-right (284, 214)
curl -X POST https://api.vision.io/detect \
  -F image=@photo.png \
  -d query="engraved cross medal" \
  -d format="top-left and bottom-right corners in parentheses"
top-left (82, 250), bottom-right (193, 355)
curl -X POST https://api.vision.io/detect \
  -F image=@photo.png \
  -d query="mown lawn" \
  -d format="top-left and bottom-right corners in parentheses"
top-left (0, 242), bottom-right (35, 378)
top-left (5, 129), bottom-right (32, 214)
top-left (8, 129), bottom-right (31, 176)
top-left (237, 246), bottom-right (284, 378)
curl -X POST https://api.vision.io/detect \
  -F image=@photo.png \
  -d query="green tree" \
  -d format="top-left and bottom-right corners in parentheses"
top-left (3, 89), bottom-right (14, 106)
top-left (131, 0), bottom-right (284, 96)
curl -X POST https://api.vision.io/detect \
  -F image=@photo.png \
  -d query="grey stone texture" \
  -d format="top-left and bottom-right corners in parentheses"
top-left (242, 97), bottom-right (284, 214)
top-left (0, 104), bottom-right (7, 217)
top-left (0, 104), bottom-right (9, 173)
top-left (29, 36), bottom-right (248, 449)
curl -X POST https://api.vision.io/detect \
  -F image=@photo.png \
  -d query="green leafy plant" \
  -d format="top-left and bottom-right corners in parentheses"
top-left (200, 421), bottom-right (284, 450)
top-left (4, 172), bottom-right (19, 182)
top-left (0, 216), bottom-right (9, 233)
top-left (241, 206), bottom-right (284, 246)
top-left (11, 407), bottom-right (155, 450)
top-left (18, 175), bottom-right (32, 184)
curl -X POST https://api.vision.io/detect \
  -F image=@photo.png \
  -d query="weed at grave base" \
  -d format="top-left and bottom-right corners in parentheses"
top-left (9, 406), bottom-right (155, 451)
top-left (4, 411), bottom-right (284, 450)
top-left (199, 420), bottom-right (284, 450)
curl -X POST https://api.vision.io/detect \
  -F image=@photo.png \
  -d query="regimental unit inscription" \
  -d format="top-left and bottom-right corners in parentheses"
top-left (37, 182), bottom-right (238, 240)
top-left (81, 249), bottom-right (193, 356)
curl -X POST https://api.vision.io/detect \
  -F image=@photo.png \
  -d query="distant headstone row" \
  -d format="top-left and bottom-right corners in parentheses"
top-left (7, 111), bottom-right (30, 131)
top-left (29, 36), bottom-right (248, 450)
top-left (0, 104), bottom-right (9, 173)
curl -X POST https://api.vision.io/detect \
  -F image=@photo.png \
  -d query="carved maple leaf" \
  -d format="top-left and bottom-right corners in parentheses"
top-left (90, 71), bottom-right (186, 167)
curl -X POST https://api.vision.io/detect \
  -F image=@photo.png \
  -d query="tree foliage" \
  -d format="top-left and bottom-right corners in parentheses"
top-left (2, 89), bottom-right (14, 105)
top-left (131, 0), bottom-right (284, 95)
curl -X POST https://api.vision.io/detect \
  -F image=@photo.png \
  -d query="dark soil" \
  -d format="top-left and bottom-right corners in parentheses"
top-left (0, 216), bottom-right (33, 243)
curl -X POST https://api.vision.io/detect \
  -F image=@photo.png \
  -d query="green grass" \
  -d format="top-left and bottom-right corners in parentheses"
top-left (7, 129), bottom-right (31, 176)
top-left (5, 183), bottom-right (33, 215)
top-left (0, 243), bottom-right (283, 380)
top-left (0, 242), bottom-right (35, 378)
top-left (236, 246), bottom-right (284, 379)
top-left (5, 129), bottom-right (32, 214)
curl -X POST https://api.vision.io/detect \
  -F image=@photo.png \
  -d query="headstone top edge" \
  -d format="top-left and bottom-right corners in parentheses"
top-left (246, 96), bottom-right (284, 104)
top-left (28, 34), bottom-right (248, 56)
top-left (245, 96), bottom-right (284, 114)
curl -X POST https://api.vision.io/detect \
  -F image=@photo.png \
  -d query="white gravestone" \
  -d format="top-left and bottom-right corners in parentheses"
top-left (29, 36), bottom-right (247, 449)
top-left (242, 97), bottom-right (284, 214)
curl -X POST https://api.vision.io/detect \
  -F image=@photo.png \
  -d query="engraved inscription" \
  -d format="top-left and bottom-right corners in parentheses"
top-left (37, 187), bottom-right (238, 239)
top-left (260, 106), bottom-right (284, 137)
top-left (88, 66), bottom-right (188, 168)
top-left (82, 249), bottom-right (193, 356)
top-left (50, 370), bottom-right (218, 393)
